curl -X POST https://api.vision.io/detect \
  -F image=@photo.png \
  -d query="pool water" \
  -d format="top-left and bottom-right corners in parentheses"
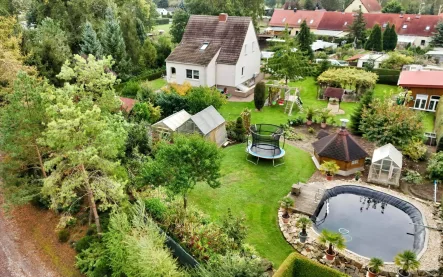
top-left (314, 193), bottom-right (415, 261)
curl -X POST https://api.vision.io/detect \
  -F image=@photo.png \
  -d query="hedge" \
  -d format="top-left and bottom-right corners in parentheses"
top-left (134, 67), bottom-right (166, 81)
top-left (156, 18), bottom-right (170, 25)
top-left (370, 68), bottom-right (400, 85)
top-left (273, 252), bottom-right (348, 277)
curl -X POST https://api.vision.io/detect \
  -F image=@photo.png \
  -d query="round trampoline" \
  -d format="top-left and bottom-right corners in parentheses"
top-left (246, 124), bottom-right (286, 167)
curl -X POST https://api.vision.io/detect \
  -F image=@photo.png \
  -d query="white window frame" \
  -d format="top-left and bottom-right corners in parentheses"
top-left (414, 94), bottom-right (428, 110)
top-left (351, 160), bottom-right (359, 165)
top-left (186, 69), bottom-right (199, 80)
top-left (428, 95), bottom-right (440, 112)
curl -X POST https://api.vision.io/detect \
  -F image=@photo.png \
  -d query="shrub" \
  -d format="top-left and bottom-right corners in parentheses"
top-left (58, 229), bottom-right (70, 243)
top-left (288, 116), bottom-right (305, 126)
top-left (308, 127), bottom-right (315, 134)
top-left (155, 18), bottom-right (170, 25)
top-left (402, 170), bottom-right (423, 185)
top-left (273, 252), bottom-right (347, 277)
top-left (221, 209), bottom-right (247, 248)
top-left (75, 235), bottom-right (96, 253)
top-left (402, 138), bottom-right (427, 162)
top-left (254, 82), bottom-right (265, 111)
top-left (427, 152), bottom-right (443, 181)
top-left (194, 253), bottom-right (267, 277)
top-left (144, 198), bottom-right (167, 222)
top-left (186, 86), bottom-right (226, 114)
top-left (234, 117), bottom-right (246, 142)
top-left (121, 80), bottom-right (141, 97)
top-left (154, 92), bottom-right (188, 118)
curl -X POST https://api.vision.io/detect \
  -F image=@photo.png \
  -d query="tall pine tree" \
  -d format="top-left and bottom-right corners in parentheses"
top-left (431, 22), bottom-right (443, 48)
top-left (350, 90), bottom-right (373, 135)
top-left (80, 21), bottom-right (103, 58)
top-left (382, 23), bottom-right (391, 51)
top-left (348, 9), bottom-right (366, 47)
top-left (365, 24), bottom-right (383, 52)
top-left (296, 20), bottom-right (314, 60)
top-left (388, 24), bottom-right (398, 50)
top-left (101, 7), bottom-right (131, 77)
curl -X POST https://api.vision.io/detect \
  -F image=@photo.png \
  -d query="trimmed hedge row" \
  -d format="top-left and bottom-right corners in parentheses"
top-left (370, 68), bottom-right (400, 85)
top-left (274, 252), bottom-right (348, 277)
top-left (155, 18), bottom-right (170, 25)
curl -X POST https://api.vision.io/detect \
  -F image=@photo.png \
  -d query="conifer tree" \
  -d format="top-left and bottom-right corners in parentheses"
top-left (388, 24), bottom-right (398, 50)
top-left (80, 21), bottom-right (103, 58)
top-left (350, 90), bottom-right (373, 135)
top-left (296, 20), bottom-right (314, 60)
top-left (101, 7), bottom-right (130, 77)
top-left (431, 22), bottom-right (443, 48)
top-left (382, 23), bottom-right (391, 51)
top-left (365, 24), bottom-right (383, 52)
top-left (348, 9), bottom-right (366, 47)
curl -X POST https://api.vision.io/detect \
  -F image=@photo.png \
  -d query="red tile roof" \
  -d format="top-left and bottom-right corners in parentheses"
top-left (315, 12), bottom-right (440, 37)
top-left (269, 9), bottom-right (326, 29)
top-left (120, 97), bottom-right (137, 112)
top-left (346, 54), bottom-right (366, 61)
top-left (398, 71), bottom-right (443, 88)
top-left (360, 0), bottom-right (382, 13)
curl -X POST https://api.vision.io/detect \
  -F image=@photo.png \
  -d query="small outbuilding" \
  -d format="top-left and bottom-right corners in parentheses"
top-left (176, 106), bottom-right (227, 146)
top-left (368, 144), bottom-right (403, 187)
top-left (152, 109), bottom-right (192, 140)
top-left (312, 120), bottom-right (368, 176)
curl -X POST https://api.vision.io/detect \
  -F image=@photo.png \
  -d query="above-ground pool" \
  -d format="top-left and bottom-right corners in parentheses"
top-left (313, 186), bottom-right (426, 261)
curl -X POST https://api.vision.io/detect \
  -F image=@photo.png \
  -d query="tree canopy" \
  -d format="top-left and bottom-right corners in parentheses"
top-left (170, 9), bottom-right (190, 43)
top-left (431, 22), bottom-right (443, 48)
top-left (296, 20), bottom-right (314, 61)
top-left (365, 24), bottom-right (383, 52)
top-left (347, 9), bottom-right (366, 47)
top-left (382, 0), bottom-right (403, 13)
top-left (317, 68), bottom-right (378, 93)
top-left (380, 52), bottom-right (413, 70)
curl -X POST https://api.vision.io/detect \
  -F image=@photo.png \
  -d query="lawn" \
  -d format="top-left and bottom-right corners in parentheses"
top-left (188, 144), bottom-right (316, 267)
top-left (220, 77), bottom-right (434, 132)
top-left (148, 78), bottom-right (168, 91)
top-left (153, 23), bottom-right (171, 35)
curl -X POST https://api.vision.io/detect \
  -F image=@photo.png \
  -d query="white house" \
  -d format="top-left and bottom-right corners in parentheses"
top-left (344, 0), bottom-right (382, 13)
top-left (166, 13), bottom-right (262, 97)
top-left (356, 53), bottom-right (390, 69)
top-left (156, 8), bottom-right (168, 16)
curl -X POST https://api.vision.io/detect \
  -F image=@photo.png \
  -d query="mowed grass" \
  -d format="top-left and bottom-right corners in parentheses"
top-left (220, 77), bottom-right (434, 132)
top-left (153, 23), bottom-right (171, 35)
top-left (148, 78), bottom-right (168, 90)
top-left (189, 144), bottom-right (316, 267)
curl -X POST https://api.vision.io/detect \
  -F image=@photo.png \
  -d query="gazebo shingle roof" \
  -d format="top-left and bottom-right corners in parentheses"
top-left (312, 128), bottom-right (368, 162)
top-left (324, 87), bottom-right (344, 99)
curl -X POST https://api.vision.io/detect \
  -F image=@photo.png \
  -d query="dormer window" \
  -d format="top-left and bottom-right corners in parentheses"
top-left (425, 26), bottom-right (430, 31)
top-left (309, 19), bottom-right (314, 24)
top-left (282, 18), bottom-right (286, 23)
top-left (382, 23), bottom-right (387, 28)
top-left (200, 42), bottom-right (209, 50)
top-left (344, 22), bottom-right (347, 26)
top-left (298, 19), bottom-right (301, 23)
top-left (402, 24), bottom-right (407, 29)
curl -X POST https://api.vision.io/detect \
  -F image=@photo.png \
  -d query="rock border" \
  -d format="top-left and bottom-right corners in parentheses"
top-left (279, 180), bottom-right (442, 277)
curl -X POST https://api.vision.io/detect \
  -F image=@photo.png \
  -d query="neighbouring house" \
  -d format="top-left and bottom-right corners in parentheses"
top-left (402, 64), bottom-right (443, 71)
top-left (166, 7), bottom-right (177, 15)
top-left (269, 10), bottom-right (442, 47)
top-left (356, 53), bottom-right (389, 69)
top-left (166, 13), bottom-right (262, 98)
top-left (156, 8), bottom-right (169, 16)
top-left (120, 97), bottom-right (137, 113)
top-left (311, 40), bottom-right (338, 51)
top-left (177, 106), bottom-right (227, 146)
top-left (346, 54), bottom-right (366, 66)
top-left (312, 121), bottom-right (368, 176)
top-left (345, 0), bottom-right (382, 13)
top-left (426, 48), bottom-right (443, 64)
top-left (368, 144), bottom-right (402, 187)
top-left (397, 70), bottom-right (443, 112)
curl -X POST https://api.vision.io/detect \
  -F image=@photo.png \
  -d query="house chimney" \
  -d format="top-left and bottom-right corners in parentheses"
top-left (219, 13), bottom-right (228, 22)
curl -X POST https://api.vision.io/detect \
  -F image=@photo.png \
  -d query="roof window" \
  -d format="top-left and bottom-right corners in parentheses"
top-left (282, 17), bottom-right (286, 23)
top-left (425, 26), bottom-right (430, 31)
top-left (298, 19), bottom-right (301, 23)
top-left (402, 24), bottom-right (407, 29)
top-left (382, 23), bottom-right (387, 28)
top-left (344, 22), bottom-right (347, 26)
top-left (309, 19), bottom-right (314, 24)
top-left (200, 42), bottom-right (209, 50)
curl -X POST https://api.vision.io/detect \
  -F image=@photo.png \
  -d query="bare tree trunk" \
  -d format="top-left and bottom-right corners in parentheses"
top-left (34, 144), bottom-right (47, 178)
top-left (88, 194), bottom-right (93, 226)
top-left (80, 164), bottom-right (101, 235)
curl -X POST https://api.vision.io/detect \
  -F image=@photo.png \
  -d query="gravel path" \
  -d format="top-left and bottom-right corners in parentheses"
top-left (0, 194), bottom-right (59, 277)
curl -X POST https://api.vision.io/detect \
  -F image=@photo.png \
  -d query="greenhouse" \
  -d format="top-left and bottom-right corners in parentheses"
top-left (368, 144), bottom-right (403, 187)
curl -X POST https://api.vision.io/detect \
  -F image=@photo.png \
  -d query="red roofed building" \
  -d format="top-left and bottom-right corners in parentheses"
top-left (120, 97), bottom-right (137, 113)
top-left (268, 9), bottom-right (326, 36)
top-left (397, 71), bottom-right (443, 112)
top-left (345, 0), bottom-right (382, 13)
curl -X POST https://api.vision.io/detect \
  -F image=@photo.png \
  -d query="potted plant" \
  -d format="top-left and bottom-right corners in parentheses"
top-left (279, 196), bottom-right (294, 224)
top-left (367, 257), bottom-right (384, 277)
top-left (320, 161), bottom-right (340, 181)
top-left (318, 109), bottom-right (331, 129)
top-left (354, 171), bottom-right (361, 181)
top-left (296, 217), bottom-right (312, 243)
top-left (394, 250), bottom-right (420, 277)
top-left (318, 229), bottom-right (346, 261)
top-left (305, 107), bottom-right (315, 126)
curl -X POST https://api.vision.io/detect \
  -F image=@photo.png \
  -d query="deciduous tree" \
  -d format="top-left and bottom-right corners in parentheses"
top-left (380, 52), bottom-right (413, 70)
top-left (170, 9), bottom-right (190, 43)
top-left (304, 0), bottom-right (315, 10)
top-left (141, 134), bottom-right (222, 210)
top-left (382, 0), bottom-right (402, 13)
top-left (138, 39), bottom-right (157, 69)
top-left (427, 152), bottom-right (443, 181)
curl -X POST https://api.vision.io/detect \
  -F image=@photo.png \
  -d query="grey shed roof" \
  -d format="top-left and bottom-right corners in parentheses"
top-left (190, 106), bottom-right (225, 135)
top-left (153, 109), bottom-right (192, 131)
top-left (166, 15), bottom-right (252, 65)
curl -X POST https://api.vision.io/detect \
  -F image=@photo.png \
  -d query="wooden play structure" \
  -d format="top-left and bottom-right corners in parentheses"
top-left (267, 83), bottom-right (303, 116)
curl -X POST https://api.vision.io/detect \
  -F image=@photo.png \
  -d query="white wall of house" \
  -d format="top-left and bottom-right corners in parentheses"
top-left (206, 50), bottom-right (219, 87)
top-left (166, 62), bottom-right (206, 86)
top-left (233, 21), bottom-right (261, 87)
top-left (413, 36), bottom-right (432, 47)
top-left (216, 64), bottom-right (236, 87)
top-left (345, 0), bottom-right (369, 13)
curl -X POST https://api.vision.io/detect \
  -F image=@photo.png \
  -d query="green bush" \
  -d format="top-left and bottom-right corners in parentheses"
top-left (144, 198), bottom-right (167, 222)
top-left (75, 235), bottom-right (96, 253)
top-left (58, 229), bottom-right (70, 243)
top-left (402, 170), bottom-right (423, 185)
top-left (402, 138), bottom-right (427, 162)
top-left (288, 116), bottom-right (306, 126)
top-left (370, 68), bottom-right (400, 85)
top-left (273, 252), bottom-right (347, 277)
top-left (121, 80), bottom-right (141, 97)
top-left (155, 18), bottom-right (170, 25)
top-left (254, 82), bottom-right (265, 111)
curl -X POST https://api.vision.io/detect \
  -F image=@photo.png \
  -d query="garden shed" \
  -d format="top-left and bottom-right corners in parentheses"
top-left (176, 106), bottom-right (227, 146)
top-left (368, 144), bottom-right (402, 187)
top-left (152, 109), bottom-right (192, 140)
top-left (312, 121), bottom-right (368, 176)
